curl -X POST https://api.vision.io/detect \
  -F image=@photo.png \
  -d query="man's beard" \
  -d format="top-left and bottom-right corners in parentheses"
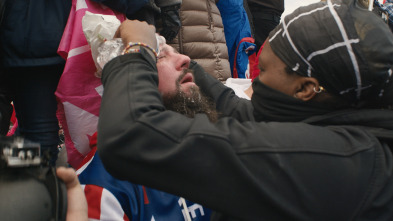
top-left (162, 70), bottom-right (219, 123)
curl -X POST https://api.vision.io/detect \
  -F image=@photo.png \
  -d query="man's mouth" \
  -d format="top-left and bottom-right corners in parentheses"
top-left (179, 72), bottom-right (194, 84)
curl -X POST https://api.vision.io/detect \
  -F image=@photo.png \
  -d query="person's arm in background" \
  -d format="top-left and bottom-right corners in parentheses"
top-left (90, 0), bottom-right (150, 18)
top-left (91, 0), bottom-right (182, 39)
top-left (56, 167), bottom-right (88, 221)
top-left (155, 0), bottom-right (182, 41)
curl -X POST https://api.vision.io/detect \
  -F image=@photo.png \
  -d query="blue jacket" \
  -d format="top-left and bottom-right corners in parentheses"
top-left (0, 0), bottom-right (71, 67)
top-left (78, 147), bottom-right (212, 220)
top-left (217, 0), bottom-right (254, 78)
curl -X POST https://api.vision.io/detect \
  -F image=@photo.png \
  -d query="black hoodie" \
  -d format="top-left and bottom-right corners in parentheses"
top-left (98, 50), bottom-right (393, 220)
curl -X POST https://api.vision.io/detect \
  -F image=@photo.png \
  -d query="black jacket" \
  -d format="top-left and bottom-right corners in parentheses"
top-left (247, 0), bottom-right (284, 15)
top-left (0, 0), bottom-right (71, 68)
top-left (98, 50), bottom-right (393, 220)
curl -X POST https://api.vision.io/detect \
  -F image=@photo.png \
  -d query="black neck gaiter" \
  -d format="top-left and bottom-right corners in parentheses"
top-left (251, 78), bottom-right (335, 122)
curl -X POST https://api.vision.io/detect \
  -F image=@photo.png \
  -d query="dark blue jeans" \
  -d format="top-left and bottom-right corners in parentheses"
top-left (1, 64), bottom-right (63, 165)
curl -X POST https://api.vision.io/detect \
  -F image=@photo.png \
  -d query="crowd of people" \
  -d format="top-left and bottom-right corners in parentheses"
top-left (1, 0), bottom-right (393, 220)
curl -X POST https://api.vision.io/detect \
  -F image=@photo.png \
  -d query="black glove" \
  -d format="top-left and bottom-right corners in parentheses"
top-left (160, 4), bottom-right (181, 41)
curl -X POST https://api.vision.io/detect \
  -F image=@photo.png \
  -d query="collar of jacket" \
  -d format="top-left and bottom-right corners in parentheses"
top-left (251, 77), bottom-right (393, 133)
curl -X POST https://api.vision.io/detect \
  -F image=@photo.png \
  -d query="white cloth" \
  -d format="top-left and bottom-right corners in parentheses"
top-left (224, 78), bottom-right (252, 100)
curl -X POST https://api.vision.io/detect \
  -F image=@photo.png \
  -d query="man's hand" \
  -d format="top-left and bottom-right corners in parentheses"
top-left (56, 167), bottom-right (88, 221)
top-left (115, 20), bottom-right (157, 50)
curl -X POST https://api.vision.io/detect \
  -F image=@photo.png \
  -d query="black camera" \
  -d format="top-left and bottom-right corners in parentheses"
top-left (0, 135), bottom-right (67, 221)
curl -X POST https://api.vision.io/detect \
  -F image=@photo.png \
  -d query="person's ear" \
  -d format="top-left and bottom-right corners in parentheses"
top-left (294, 77), bottom-right (319, 101)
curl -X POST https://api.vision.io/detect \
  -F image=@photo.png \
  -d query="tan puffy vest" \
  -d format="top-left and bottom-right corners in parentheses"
top-left (166, 0), bottom-right (231, 82)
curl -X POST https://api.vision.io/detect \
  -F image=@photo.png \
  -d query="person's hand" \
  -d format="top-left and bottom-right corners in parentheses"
top-left (115, 19), bottom-right (157, 50)
top-left (56, 167), bottom-right (88, 221)
top-left (160, 4), bottom-right (181, 41)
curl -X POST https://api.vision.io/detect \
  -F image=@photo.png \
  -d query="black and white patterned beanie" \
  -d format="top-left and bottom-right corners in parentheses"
top-left (269, 0), bottom-right (393, 107)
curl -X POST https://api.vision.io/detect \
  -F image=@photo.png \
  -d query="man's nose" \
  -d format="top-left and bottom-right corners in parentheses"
top-left (176, 54), bottom-right (191, 70)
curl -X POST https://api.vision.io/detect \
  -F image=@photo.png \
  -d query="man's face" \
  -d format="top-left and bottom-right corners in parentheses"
top-left (258, 40), bottom-right (302, 97)
top-left (156, 44), bottom-right (196, 96)
top-left (156, 44), bottom-right (218, 122)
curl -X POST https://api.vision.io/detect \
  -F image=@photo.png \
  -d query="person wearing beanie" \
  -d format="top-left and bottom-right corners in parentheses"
top-left (97, 0), bottom-right (393, 220)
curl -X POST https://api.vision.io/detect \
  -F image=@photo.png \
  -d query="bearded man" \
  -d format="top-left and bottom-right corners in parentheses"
top-left (77, 44), bottom-right (214, 221)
